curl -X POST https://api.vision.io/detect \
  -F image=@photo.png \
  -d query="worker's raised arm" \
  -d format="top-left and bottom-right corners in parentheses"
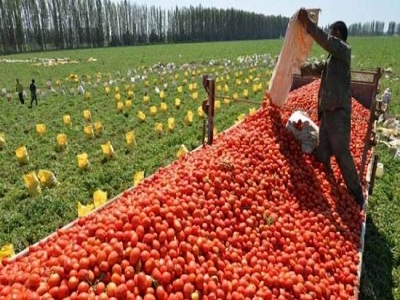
top-left (306, 22), bottom-right (350, 64)
top-left (298, 8), bottom-right (350, 65)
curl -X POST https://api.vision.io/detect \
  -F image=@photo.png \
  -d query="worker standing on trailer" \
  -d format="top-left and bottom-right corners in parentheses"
top-left (298, 8), bottom-right (364, 208)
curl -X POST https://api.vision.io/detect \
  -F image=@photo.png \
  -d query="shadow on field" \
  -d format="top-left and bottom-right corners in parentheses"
top-left (359, 216), bottom-right (394, 300)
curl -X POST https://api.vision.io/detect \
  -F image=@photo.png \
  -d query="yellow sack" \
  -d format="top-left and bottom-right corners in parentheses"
top-left (93, 189), bottom-right (107, 208)
top-left (78, 201), bottom-right (94, 217)
top-left (243, 89), bottom-right (249, 98)
top-left (214, 100), bottom-right (221, 110)
top-left (69, 73), bottom-right (78, 81)
top-left (127, 90), bottom-right (134, 99)
top-left (115, 86), bottom-right (120, 93)
top-left (236, 113), bottom-right (246, 123)
top-left (233, 92), bottom-right (239, 100)
top-left (38, 169), bottom-right (59, 188)
top-left (23, 172), bottom-right (41, 196)
top-left (114, 93), bottom-right (121, 103)
top-left (216, 85), bottom-right (222, 92)
top-left (84, 124), bottom-right (94, 139)
top-left (94, 121), bottom-right (103, 136)
top-left (168, 118), bottom-right (175, 132)
top-left (149, 106), bottom-right (157, 116)
top-left (0, 244), bottom-right (15, 260)
top-left (105, 86), bottom-right (110, 95)
top-left (197, 106), bottom-right (205, 118)
top-left (16, 146), bottom-right (29, 165)
top-left (252, 84), bottom-right (258, 94)
top-left (258, 82), bottom-right (263, 92)
top-left (224, 84), bottom-right (229, 94)
top-left (184, 111), bottom-right (193, 126)
top-left (116, 101), bottom-right (124, 113)
top-left (101, 141), bottom-right (114, 159)
top-left (176, 144), bottom-right (189, 159)
top-left (84, 91), bottom-right (91, 100)
top-left (192, 92), bottom-right (198, 100)
top-left (56, 133), bottom-right (67, 151)
top-left (143, 95), bottom-right (150, 104)
top-left (133, 171), bottom-right (144, 187)
top-left (160, 102), bottom-right (167, 112)
top-left (188, 83), bottom-right (194, 92)
top-left (83, 110), bottom-right (91, 122)
top-left (0, 133), bottom-right (6, 150)
top-left (77, 153), bottom-right (89, 170)
top-left (177, 86), bottom-right (183, 93)
top-left (159, 90), bottom-right (165, 100)
top-left (249, 107), bottom-right (256, 116)
top-left (235, 79), bottom-right (242, 86)
top-left (63, 114), bottom-right (72, 127)
top-left (193, 82), bottom-right (198, 90)
top-left (125, 100), bottom-right (132, 112)
top-left (126, 131), bottom-right (136, 149)
top-left (36, 124), bottom-right (46, 137)
top-left (137, 111), bottom-right (146, 122)
top-left (175, 98), bottom-right (181, 109)
top-left (223, 97), bottom-right (231, 105)
top-left (155, 122), bottom-right (163, 135)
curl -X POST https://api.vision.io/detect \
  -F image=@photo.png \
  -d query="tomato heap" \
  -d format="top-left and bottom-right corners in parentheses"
top-left (0, 80), bottom-right (370, 299)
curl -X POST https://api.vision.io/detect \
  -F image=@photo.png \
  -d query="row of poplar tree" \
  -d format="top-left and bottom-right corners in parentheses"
top-left (0, 0), bottom-right (399, 55)
top-left (0, 0), bottom-right (289, 54)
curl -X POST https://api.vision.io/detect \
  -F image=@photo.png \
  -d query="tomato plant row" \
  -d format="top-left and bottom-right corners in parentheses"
top-left (0, 80), bottom-right (370, 299)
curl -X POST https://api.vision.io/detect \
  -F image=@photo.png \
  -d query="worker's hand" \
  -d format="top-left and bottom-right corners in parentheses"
top-left (298, 8), bottom-right (310, 27)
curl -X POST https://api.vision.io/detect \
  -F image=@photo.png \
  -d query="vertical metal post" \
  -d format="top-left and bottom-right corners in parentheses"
top-left (207, 79), bottom-right (215, 145)
top-left (359, 68), bottom-right (382, 182)
top-left (368, 155), bottom-right (379, 195)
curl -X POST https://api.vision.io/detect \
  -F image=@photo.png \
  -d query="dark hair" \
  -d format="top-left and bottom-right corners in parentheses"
top-left (330, 21), bottom-right (348, 41)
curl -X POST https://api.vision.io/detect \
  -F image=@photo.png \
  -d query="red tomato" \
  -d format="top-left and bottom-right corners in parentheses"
top-left (67, 276), bottom-right (79, 291)
top-left (47, 273), bottom-right (61, 288)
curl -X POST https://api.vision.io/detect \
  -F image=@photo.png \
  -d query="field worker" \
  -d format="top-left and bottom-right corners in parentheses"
top-left (298, 8), bottom-right (364, 208)
top-left (29, 79), bottom-right (38, 107)
top-left (16, 79), bottom-right (24, 104)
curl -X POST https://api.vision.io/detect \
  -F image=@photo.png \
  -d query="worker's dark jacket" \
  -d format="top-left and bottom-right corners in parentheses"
top-left (300, 22), bottom-right (352, 115)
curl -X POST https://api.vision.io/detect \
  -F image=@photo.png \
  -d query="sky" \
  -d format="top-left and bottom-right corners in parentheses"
top-left (115, 0), bottom-right (400, 28)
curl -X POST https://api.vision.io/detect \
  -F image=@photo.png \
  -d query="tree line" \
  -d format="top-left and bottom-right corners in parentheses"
top-left (348, 21), bottom-right (400, 36)
top-left (0, 0), bottom-right (399, 55)
top-left (0, 0), bottom-right (289, 54)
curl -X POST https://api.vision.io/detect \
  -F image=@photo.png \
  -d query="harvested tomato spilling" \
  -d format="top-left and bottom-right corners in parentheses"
top-left (0, 80), bottom-right (369, 299)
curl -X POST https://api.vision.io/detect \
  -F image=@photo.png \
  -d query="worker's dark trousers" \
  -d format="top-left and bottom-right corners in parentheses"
top-left (315, 109), bottom-right (363, 198)
top-left (18, 93), bottom-right (24, 104)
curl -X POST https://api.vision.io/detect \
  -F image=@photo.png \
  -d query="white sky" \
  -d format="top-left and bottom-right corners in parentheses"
top-left (112, 0), bottom-right (400, 28)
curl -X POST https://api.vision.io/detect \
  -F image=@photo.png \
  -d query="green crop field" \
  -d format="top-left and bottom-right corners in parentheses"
top-left (1, 37), bottom-right (399, 299)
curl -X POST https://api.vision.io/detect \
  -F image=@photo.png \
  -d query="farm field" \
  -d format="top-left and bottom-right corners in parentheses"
top-left (1, 37), bottom-right (400, 299)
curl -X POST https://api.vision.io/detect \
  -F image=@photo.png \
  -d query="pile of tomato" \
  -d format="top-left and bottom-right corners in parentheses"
top-left (0, 80), bottom-right (370, 299)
